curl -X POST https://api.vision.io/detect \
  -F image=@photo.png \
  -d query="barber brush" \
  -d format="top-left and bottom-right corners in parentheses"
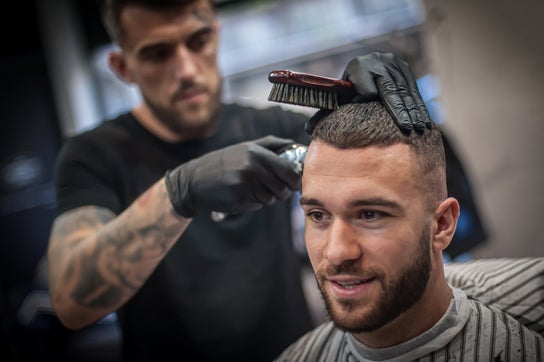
top-left (211, 143), bottom-right (308, 222)
top-left (267, 70), bottom-right (354, 110)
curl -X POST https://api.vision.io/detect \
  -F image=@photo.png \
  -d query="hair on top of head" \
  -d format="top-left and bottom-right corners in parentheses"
top-left (98, 0), bottom-right (207, 45)
top-left (311, 101), bottom-right (447, 207)
top-left (311, 101), bottom-right (442, 158)
top-left (312, 101), bottom-right (404, 147)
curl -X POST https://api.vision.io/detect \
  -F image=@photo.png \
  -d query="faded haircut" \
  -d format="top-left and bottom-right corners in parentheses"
top-left (98, 0), bottom-right (207, 45)
top-left (311, 101), bottom-right (447, 209)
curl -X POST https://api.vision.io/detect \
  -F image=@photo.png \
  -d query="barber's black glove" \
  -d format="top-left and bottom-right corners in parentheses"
top-left (305, 52), bottom-right (433, 135)
top-left (165, 136), bottom-right (301, 218)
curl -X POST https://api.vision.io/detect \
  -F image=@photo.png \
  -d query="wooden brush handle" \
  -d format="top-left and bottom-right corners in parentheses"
top-left (268, 70), bottom-right (353, 92)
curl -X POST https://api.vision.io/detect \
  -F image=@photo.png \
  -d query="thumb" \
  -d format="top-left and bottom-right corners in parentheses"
top-left (253, 135), bottom-right (296, 153)
top-left (341, 56), bottom-right (380, 98)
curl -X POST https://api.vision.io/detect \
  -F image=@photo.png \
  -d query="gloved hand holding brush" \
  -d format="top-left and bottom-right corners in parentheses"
top-left (272, 52), bottom-right (433, 135)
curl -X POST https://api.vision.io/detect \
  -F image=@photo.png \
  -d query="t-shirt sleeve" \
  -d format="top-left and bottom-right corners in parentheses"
top-left (53, 136), bottom-right (123, 217)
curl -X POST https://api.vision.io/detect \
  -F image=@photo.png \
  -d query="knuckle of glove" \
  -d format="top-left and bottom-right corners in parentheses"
top-left (380, 78), bottom-right (399, 97)
top-left (410, 111), bottom-right (425, 133)
top-left (425, 119), bottom-right (434, 129)
top-left (398, 119), bottom-right (413, 134)
top-left (277, 187), bottom-right (294, 202)
top-left (344, 57), bottom-right (360, 74)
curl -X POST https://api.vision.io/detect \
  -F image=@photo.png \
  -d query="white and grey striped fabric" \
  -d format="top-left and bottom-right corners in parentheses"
top-left (444, 257), bottom-right (544, 338)
top-left (275, 258), bottom-right (544, 361)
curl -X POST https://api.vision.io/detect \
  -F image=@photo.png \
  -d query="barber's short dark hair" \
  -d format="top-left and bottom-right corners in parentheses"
top-left (98, 0), bottom-right (205, 45)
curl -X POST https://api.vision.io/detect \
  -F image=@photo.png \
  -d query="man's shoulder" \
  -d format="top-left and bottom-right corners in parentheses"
top-left (71, 112), bottom-right (134, 139)
top-left (275, 322), bottom-right (341, 362)
top-left (224, 102), bottom-right (308, 121)
top-left (460, 296), bottom-right (544, 359)
top-left (61, 112), bottom-right (137, 151)
top-left (445, 257), bottom-right (544, 336)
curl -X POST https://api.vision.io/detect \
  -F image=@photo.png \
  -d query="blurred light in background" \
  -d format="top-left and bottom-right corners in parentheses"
top-left (416, 73), bottom-right (445, 124)
top-left (217, 0), bottom-right (425, 77)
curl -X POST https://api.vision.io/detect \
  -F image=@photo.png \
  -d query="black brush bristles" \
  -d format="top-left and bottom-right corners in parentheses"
top-left (267, 82), bottom-right (338, 110)
top-left (267, 70), bottom-right (353, 110)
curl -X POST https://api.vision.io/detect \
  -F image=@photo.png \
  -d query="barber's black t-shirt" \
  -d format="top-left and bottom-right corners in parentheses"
top-left (54, 103), bottom-right (313, 362)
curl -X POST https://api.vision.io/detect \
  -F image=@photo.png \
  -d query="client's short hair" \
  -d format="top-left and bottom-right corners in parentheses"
top-left (310, 101), bottom-right (447, 209)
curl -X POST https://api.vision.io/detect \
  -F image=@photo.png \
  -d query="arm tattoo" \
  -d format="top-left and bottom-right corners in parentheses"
top-left (54, 182), bottom-right (186, 309)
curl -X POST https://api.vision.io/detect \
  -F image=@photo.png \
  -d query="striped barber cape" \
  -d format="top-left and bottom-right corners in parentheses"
top-left (275, 257), bottom-right (544, 361)
top-left (444, 257), bottom-right (544, 338)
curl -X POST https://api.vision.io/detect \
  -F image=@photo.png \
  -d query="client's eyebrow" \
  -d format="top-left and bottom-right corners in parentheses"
top-left (299, 197), bottom-right (401, 211)
top-left (299, 197), bottom-right (322, 207)
top-left (350, 199), bottom-right (401, 210)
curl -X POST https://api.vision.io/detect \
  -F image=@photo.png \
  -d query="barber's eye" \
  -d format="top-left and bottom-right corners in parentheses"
top-left (141, 46), bottom-right (173, 62)
top-left (188, 31), bottom-right (212, 52)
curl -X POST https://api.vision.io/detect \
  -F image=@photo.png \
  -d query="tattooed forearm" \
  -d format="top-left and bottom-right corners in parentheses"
top-left (49, 179), bottom-right (189, 312)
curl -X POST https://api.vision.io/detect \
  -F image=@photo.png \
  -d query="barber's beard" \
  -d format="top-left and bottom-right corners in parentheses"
top-left (144, 81), bottom-right (223, 138)
top-left (317, 225), bottom-right (432, 333)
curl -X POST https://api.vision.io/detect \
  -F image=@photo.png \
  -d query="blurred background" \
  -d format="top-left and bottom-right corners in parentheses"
top-left (1, 0), bottom-right (543, 360)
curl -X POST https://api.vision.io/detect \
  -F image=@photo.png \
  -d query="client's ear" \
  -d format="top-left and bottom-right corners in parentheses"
top-left (432, 197), bottom-right (460, 252)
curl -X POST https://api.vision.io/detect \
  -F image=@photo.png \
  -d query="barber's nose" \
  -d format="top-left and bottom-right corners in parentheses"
top-left (323, 220), bottom-right (362, 266)
top-left (173, 46), bottom-right (198, 80)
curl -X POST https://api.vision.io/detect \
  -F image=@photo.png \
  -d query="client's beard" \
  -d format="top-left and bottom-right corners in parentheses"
top-left (317, 224), bottom-right (432, 333)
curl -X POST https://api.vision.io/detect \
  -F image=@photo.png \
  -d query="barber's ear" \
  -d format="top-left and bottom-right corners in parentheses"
top-left (108, 50), bottom-right (134, 84)
top-left (432, 197), bottom-right (460, 252)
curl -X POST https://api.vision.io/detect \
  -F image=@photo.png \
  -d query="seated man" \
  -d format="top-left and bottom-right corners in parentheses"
top-left (276, 101), bottom-right (544, 361)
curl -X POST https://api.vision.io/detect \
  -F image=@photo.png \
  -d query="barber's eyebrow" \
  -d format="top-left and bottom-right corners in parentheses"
top-left (190, 25), bottom-right (215, 38)
top-left (299, 197), bottom-right (401, 210)
top-left (137, 26), bottom-right (214, 54)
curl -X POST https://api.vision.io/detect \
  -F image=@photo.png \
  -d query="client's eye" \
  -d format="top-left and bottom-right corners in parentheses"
top-left (307, 210), bottom-right (324, 222)
top-left (305, 209), bottom-right (333, 225)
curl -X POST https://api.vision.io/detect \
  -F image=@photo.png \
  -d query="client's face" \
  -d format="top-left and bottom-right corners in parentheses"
top-left (300, 140), bottom-right (432, 334)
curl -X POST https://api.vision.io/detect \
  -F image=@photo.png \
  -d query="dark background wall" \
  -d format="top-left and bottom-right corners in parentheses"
top-left (1, 0), bottom-right (61, 307)
top-left (1, 1), bottom-right (66, 359)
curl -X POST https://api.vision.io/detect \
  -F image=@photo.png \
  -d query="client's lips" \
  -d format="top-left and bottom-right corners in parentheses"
top-left (328, 275), bottom-right (376, 299)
